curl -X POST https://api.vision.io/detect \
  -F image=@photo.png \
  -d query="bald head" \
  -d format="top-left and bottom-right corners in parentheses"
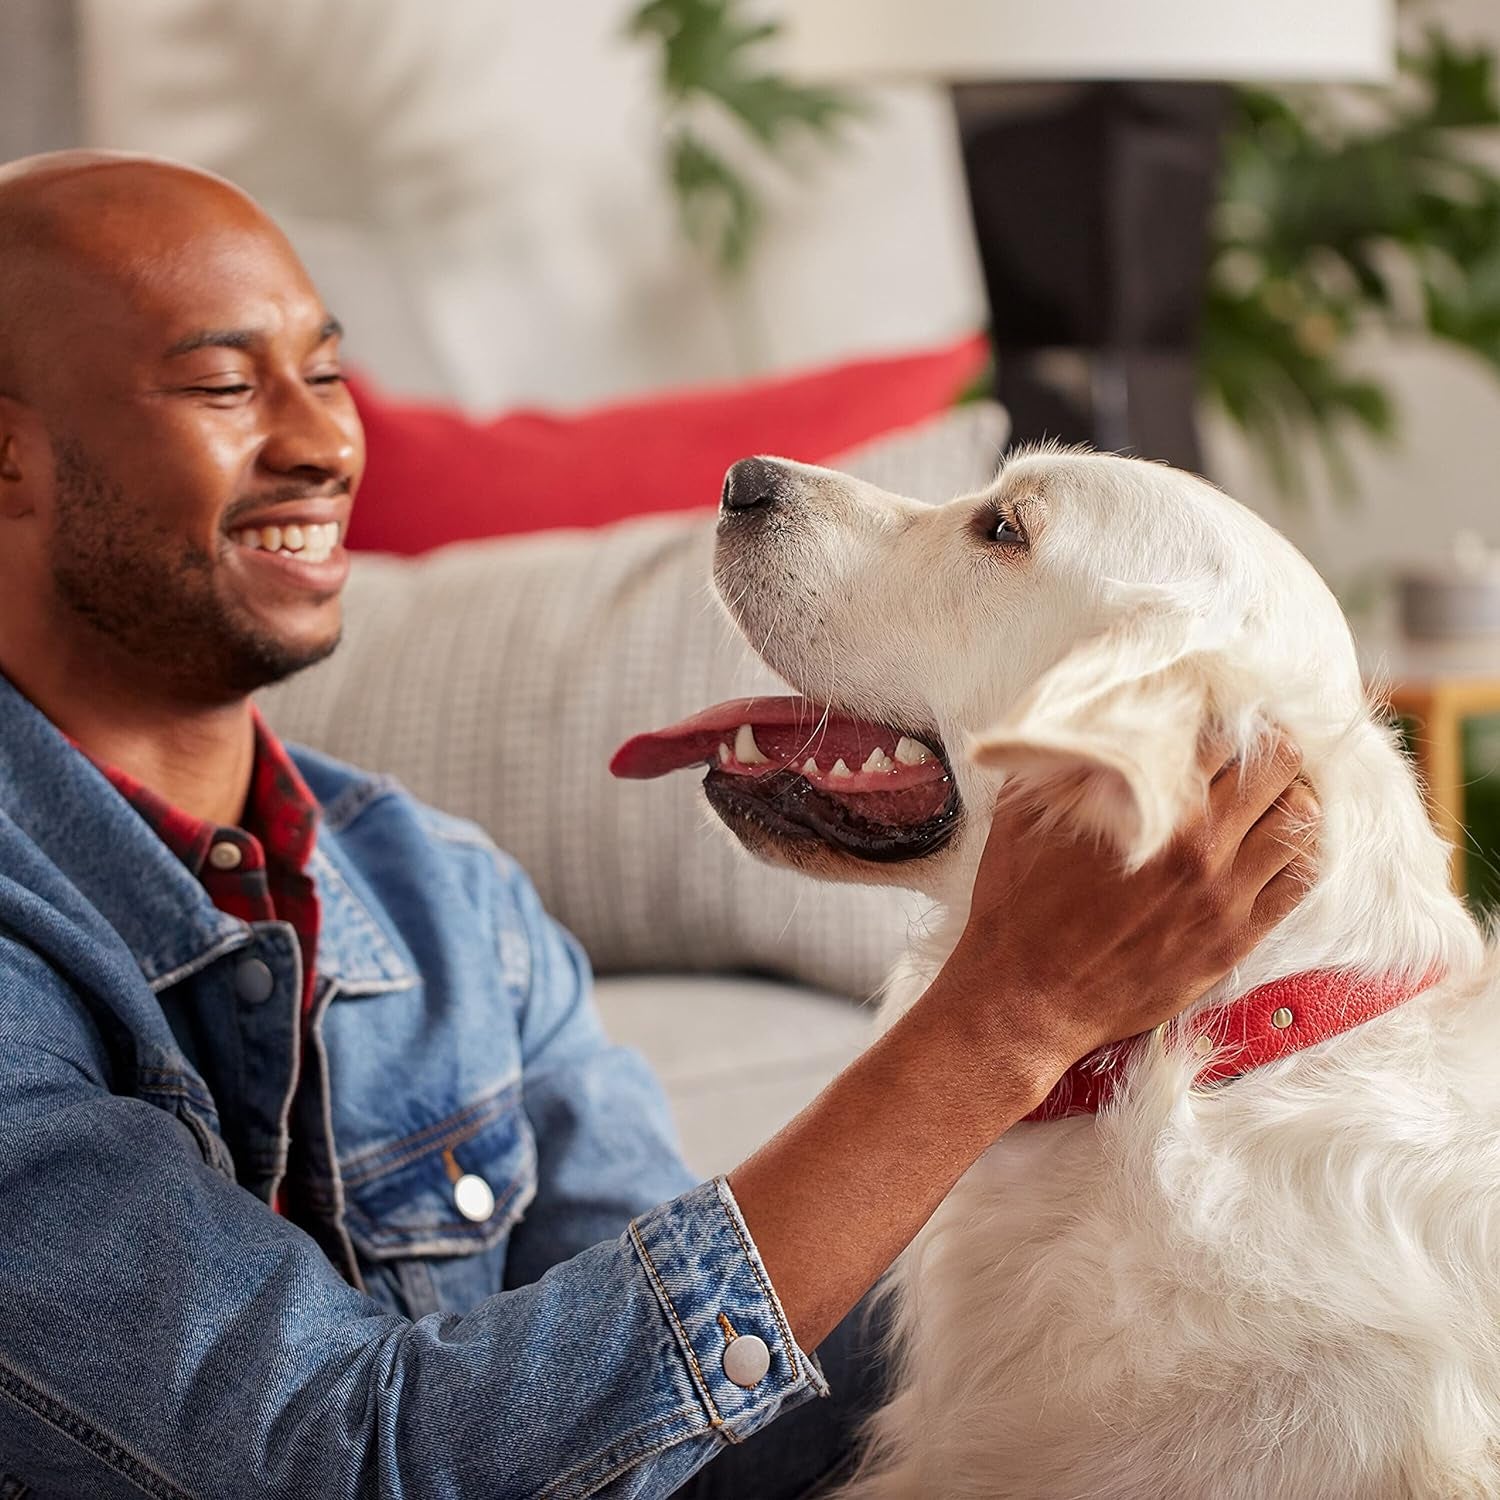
top-left (0, 150), bottom-right (363, 712)
top-left (0, 151), bottom-right (289, 401)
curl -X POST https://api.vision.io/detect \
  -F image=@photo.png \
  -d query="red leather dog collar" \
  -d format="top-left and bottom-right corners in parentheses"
top-left (1027, 969), bottom-right (1441, 1123)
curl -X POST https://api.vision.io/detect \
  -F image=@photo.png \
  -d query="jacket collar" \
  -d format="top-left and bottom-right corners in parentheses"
top-left (306, 841), bottom-right (416, 995)
top-left (0, 673), bottom-right (414, 996)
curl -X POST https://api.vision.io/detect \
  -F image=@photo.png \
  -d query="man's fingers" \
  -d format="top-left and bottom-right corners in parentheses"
top-left (1204, 732), bottom-right (1304, 855)
top-left (1196, 730), bottom-right (1240, 784)
top-left (1246, 846), bottom-right (1318, 936)
top-left (1230, 777), bottom-right (1321, 892)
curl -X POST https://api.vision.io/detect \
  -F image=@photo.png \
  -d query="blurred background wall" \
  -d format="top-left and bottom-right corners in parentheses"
top-left (0, 1), bottom-right (79, 158)
top-left (76, 0), bottom-right (984, 410)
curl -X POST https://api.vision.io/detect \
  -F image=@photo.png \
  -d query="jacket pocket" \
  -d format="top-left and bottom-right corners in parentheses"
top-left (338, 1081), bottom-right (537, 1263)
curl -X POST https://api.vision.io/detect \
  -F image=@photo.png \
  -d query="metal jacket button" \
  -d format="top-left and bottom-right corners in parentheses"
top-left (234, 958), bottom-right (275, 1004)
top-left (722, 1333), bottom-right (771, 1388)
top-left (208, 840), bottom-right (243, 871)
top-left (453, 1174), bottom-right (496, 1223)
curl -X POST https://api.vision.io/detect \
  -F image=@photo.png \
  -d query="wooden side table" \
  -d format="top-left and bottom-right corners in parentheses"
top-left (1363, 636), bottom-right (1500, 898)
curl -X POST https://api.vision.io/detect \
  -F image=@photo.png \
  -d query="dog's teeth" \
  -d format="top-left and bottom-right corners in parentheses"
top-left (735, 724), bottom-right (769, 765)
top-left (717, 742), bottom-right (732, 764)
top-left (801, 757), bottom-right (819, 776)
top-left (862, 747), bottom-right (895, 774)
top-left (829, 758), bottom-right (853, 779)
top-left (894, 736), bottom-right (935, 766)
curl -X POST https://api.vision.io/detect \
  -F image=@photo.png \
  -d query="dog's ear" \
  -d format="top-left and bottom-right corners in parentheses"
top-left (969, 587), bottom-right (1244, 868)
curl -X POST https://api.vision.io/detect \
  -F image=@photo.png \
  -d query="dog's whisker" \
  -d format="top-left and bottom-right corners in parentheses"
top-left (721, 575), bottom-right (753, 613)
top-left (784, 663), bottom-right (838, 765)
top-left (756, 610), bottom-right (779, 662)
top-left (773, 887), bottom-right (806, 946)
top-left (701, 574), bottom-right (750, 623)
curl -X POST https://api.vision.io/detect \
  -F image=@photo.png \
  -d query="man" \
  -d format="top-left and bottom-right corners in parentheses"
top-left (0, 151), bottom-right (1317, 1498)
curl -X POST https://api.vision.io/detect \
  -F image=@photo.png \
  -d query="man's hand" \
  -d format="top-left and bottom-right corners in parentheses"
top-left (935, 732), bottom-right (1321, 1103)
top-left (730, 731), bottom-right (1321, 1353)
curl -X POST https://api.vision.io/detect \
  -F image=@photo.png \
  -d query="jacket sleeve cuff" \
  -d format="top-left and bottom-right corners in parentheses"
top-left (629, 1176), bottom-right (828, 1444)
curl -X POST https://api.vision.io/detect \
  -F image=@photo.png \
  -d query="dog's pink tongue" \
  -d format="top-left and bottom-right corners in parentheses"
top-left (610, 697), bottom-right (824, 779)
top-left (603, 693), bottom-right (942, 792)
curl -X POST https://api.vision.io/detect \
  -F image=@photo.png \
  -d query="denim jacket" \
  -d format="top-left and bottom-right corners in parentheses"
top-left (0, 674), bottom-right (823, 1498)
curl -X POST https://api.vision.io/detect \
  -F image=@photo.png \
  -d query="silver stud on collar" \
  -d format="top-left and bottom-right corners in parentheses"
top-left (1270, 1006), bottom-right (1295, 1030)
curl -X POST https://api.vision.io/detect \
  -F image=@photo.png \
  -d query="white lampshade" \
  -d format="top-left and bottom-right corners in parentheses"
top-left (782, 0), bottom-right (1394, 84)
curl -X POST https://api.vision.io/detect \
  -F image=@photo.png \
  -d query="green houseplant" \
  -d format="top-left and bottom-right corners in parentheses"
top-left (1206, 30), bottom-right (1500, 497)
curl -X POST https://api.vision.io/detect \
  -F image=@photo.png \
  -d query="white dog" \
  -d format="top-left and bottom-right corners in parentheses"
top-left (613, 448), bottom-right (1499, 1498)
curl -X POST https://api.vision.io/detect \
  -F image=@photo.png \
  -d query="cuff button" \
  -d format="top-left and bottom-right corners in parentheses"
top-left (723, 1333), bottom-right (771, 1388)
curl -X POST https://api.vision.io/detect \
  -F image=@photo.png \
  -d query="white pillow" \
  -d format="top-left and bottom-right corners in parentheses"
top-left (260, 403), bottom-right (1008, 997)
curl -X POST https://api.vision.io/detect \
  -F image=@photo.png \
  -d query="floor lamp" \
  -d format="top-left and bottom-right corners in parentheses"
top-left (783, 0), bottom-right (1393, 470)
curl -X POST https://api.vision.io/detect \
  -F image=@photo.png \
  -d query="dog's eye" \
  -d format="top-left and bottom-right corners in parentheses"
top-left (992, 514), bottom-right (1026, 547)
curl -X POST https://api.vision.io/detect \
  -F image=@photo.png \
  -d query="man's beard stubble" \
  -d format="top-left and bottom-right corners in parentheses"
top-left (48, 437), bottom-right (340, 700)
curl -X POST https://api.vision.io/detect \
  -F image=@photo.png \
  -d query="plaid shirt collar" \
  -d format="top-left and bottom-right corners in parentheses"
top-left (86, 706), bottom-right (319, 881)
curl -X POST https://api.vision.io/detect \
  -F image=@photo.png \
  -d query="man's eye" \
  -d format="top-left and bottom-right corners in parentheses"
top-left (190, 384), bottom-right (252, 397)
top-left (309, 371), bottom-right (346, 387)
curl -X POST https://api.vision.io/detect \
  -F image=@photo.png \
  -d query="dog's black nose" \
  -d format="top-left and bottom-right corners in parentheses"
top-left (721, 456), bottom-right (785, 513)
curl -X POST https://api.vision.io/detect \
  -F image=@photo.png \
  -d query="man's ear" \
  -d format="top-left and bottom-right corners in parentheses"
top-left (0, 397), bottom-right (38, 516)
top-left (968, 590), bottom-right (1245, 868)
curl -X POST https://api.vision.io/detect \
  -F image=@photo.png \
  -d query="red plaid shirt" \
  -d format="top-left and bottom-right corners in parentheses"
top-left (83, 711), bottom-right (322, 1216)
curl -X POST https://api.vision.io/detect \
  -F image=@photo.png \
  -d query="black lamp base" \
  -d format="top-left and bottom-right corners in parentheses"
top-left (954, 81), bottom-right (1228, 472)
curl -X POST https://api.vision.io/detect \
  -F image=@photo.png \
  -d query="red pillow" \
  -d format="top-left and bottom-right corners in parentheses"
top-left (344, 335), bottom-right (988, 554)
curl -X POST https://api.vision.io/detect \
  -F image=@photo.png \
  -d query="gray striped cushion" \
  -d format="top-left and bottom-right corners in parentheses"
top-left (259, 401), bottom-right (1009, 997)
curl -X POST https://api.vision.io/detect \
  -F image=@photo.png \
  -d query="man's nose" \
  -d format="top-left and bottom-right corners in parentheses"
top-left (721, 456), bottom-right (790, 514)
top-left (259, 380), bottom-right (360, 481)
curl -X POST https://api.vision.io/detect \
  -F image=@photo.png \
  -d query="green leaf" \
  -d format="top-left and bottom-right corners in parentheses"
top-left (1200, 279), bottom-right (1394, 503)
top-left (668, 129), bottom-right (759, 273)
top-left (1205, 23), bottom-right (1500, 502)
top-left (629, 0), bottom-right (865, 274)
top-left (1408, 27), bottom-right (1500, 129)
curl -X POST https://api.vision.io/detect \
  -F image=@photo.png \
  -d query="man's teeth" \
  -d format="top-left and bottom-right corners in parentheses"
top-left (230, 521), bottom-right (341, 563)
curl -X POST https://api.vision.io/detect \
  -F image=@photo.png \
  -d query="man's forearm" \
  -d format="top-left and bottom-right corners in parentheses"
top-left (727, 974), bottom-right (1060, 1353)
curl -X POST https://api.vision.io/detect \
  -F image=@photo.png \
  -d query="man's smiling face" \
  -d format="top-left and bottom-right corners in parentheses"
top-left (0, 154), bottom-right (366, 703)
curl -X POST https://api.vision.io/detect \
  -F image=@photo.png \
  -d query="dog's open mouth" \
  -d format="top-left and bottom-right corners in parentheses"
top-left (610, 696), bottom-right (961, 862)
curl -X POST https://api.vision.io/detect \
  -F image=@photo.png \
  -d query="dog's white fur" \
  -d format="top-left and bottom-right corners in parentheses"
top-left (712, 449), bottom-right (1500, 1499)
